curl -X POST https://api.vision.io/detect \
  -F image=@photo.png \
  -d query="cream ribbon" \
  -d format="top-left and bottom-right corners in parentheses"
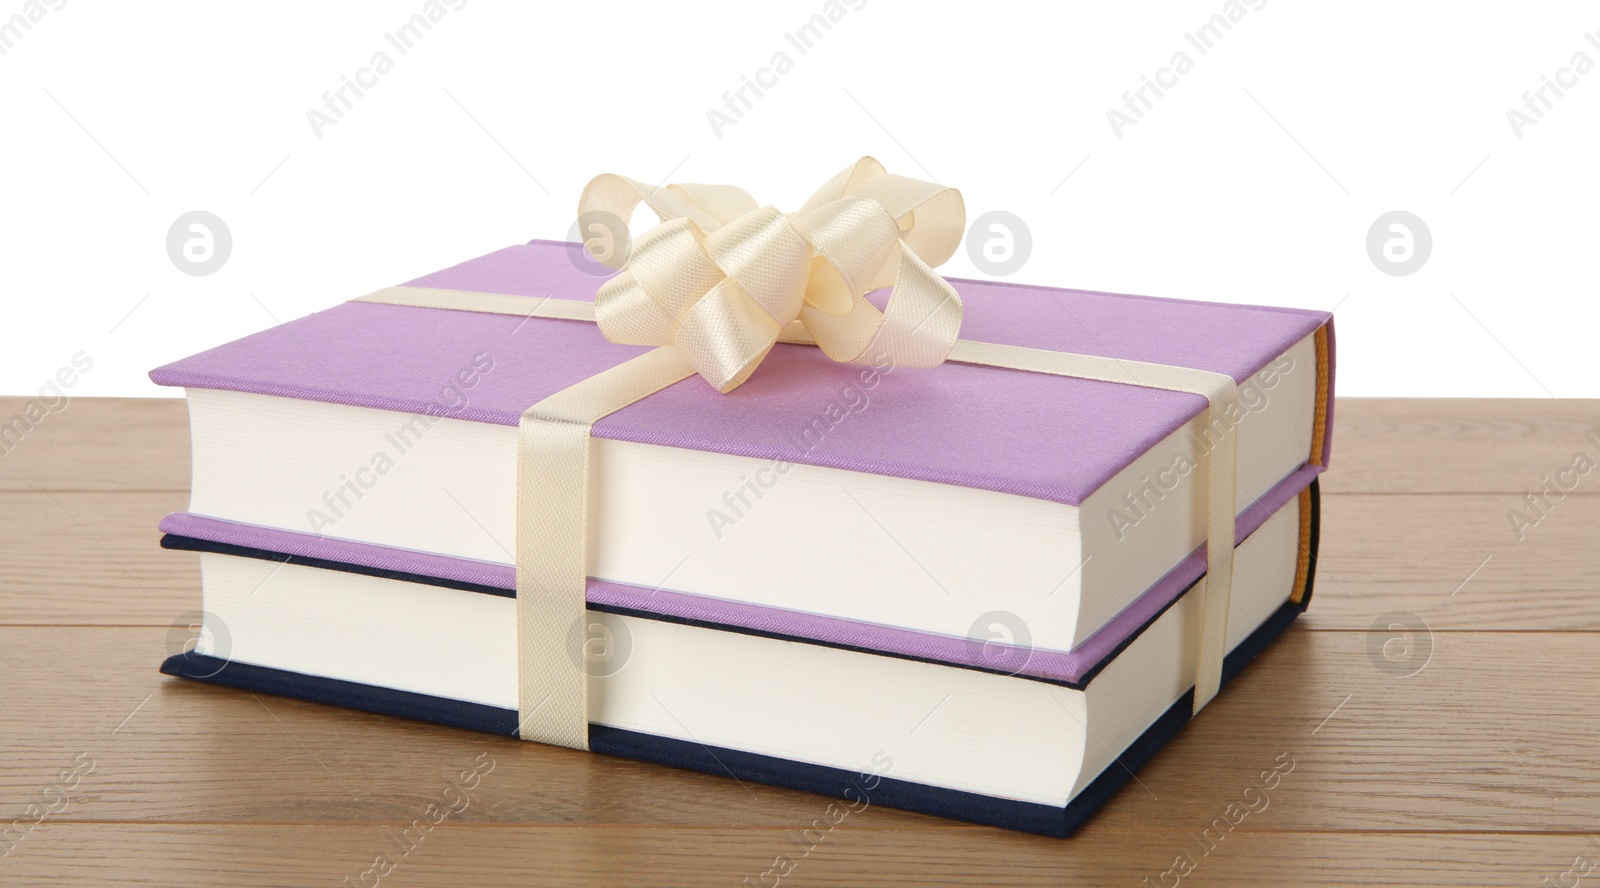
top-left (353, 160), bottom-right (1241, 752)
top-left (579, 157), bottom-right (965, 393)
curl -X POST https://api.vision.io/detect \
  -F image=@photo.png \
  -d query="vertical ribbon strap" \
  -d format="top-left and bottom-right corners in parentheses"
top-left (947, 341), bottom-right (1239, 714)
top-left (516, 346), bottom-right (698, 748)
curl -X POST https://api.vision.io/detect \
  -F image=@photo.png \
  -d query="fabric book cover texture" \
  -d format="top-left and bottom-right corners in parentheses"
top-left (150, 239), bottom-right (1335, 507)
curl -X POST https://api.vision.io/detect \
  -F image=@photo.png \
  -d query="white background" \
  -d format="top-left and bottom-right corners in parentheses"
top-left (2, 0), bottom-right (1596, 398)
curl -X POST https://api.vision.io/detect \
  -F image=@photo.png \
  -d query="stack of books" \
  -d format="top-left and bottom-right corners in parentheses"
top-left (153, 238), bottom-right (1333, 836)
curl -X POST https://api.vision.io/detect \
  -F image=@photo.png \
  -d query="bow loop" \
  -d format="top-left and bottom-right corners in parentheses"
top-left (794, 156), bottom-right (888, 215)
top-left (791, 196), bottom-right (901, 316)
top-left (579, 158), bottom-right (965, 392)
top-left (593, 218), bottom-right (717, 343)
top-left (702, 207), bottom-right (811, 325)
top-left (855, 175), bottom-right (965, 271)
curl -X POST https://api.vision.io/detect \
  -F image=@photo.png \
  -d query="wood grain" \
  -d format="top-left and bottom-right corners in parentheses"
top-left (0, 397), bottom-right (190, 492)
top-left (4, 826), bottom-right (1596, 887)
top-left (1304, 493), bottom-right (1600, 630)
top-left (0, 492), bottom-right (191, 624)
top-left (1322, 398), bottom-right (1600, 494)
top-left (1, 397), bottom-right (1597, 886)
top-left (0, 626), bottom-right (1595, 833)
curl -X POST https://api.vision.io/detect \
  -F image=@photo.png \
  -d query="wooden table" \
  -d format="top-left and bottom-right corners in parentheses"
top-left (2, 397), bottom-right (1597, 886)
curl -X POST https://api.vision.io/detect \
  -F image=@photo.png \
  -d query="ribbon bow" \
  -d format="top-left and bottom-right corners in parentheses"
top-left (576, 157), bottom-right (966, 393)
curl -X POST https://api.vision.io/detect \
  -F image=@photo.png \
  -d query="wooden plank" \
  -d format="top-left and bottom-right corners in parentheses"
top-left (1322, 398), bottom-right (1600, 494)
top-left (1303, 493), bottom-right (1600, 630)
top-left (0, 397), bottom-right (190, 492)
top-left (1, 824), bottom-right (1596, 887)
top-left (1, 626), bottom-right (1595, 832)
top-left (0, 492), bottom-right (193, 624)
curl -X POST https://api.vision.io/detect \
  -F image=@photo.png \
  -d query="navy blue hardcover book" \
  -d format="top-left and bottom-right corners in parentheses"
top-left (159, 482), bottom-right (1319, 838)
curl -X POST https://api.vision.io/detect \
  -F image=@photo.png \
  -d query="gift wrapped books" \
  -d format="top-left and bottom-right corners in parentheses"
top-left (155, 162), bottom-right (1333, 836)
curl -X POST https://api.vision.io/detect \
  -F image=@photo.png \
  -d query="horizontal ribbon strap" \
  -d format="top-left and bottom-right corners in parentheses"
top-left (356, 286), bottom-right (836, 345)
top-left (355, 287), bottom-right (599, 323)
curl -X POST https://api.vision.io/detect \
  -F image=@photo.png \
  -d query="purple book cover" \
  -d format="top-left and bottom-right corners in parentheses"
top-left (150, 239), bottom-right (1335, 508)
